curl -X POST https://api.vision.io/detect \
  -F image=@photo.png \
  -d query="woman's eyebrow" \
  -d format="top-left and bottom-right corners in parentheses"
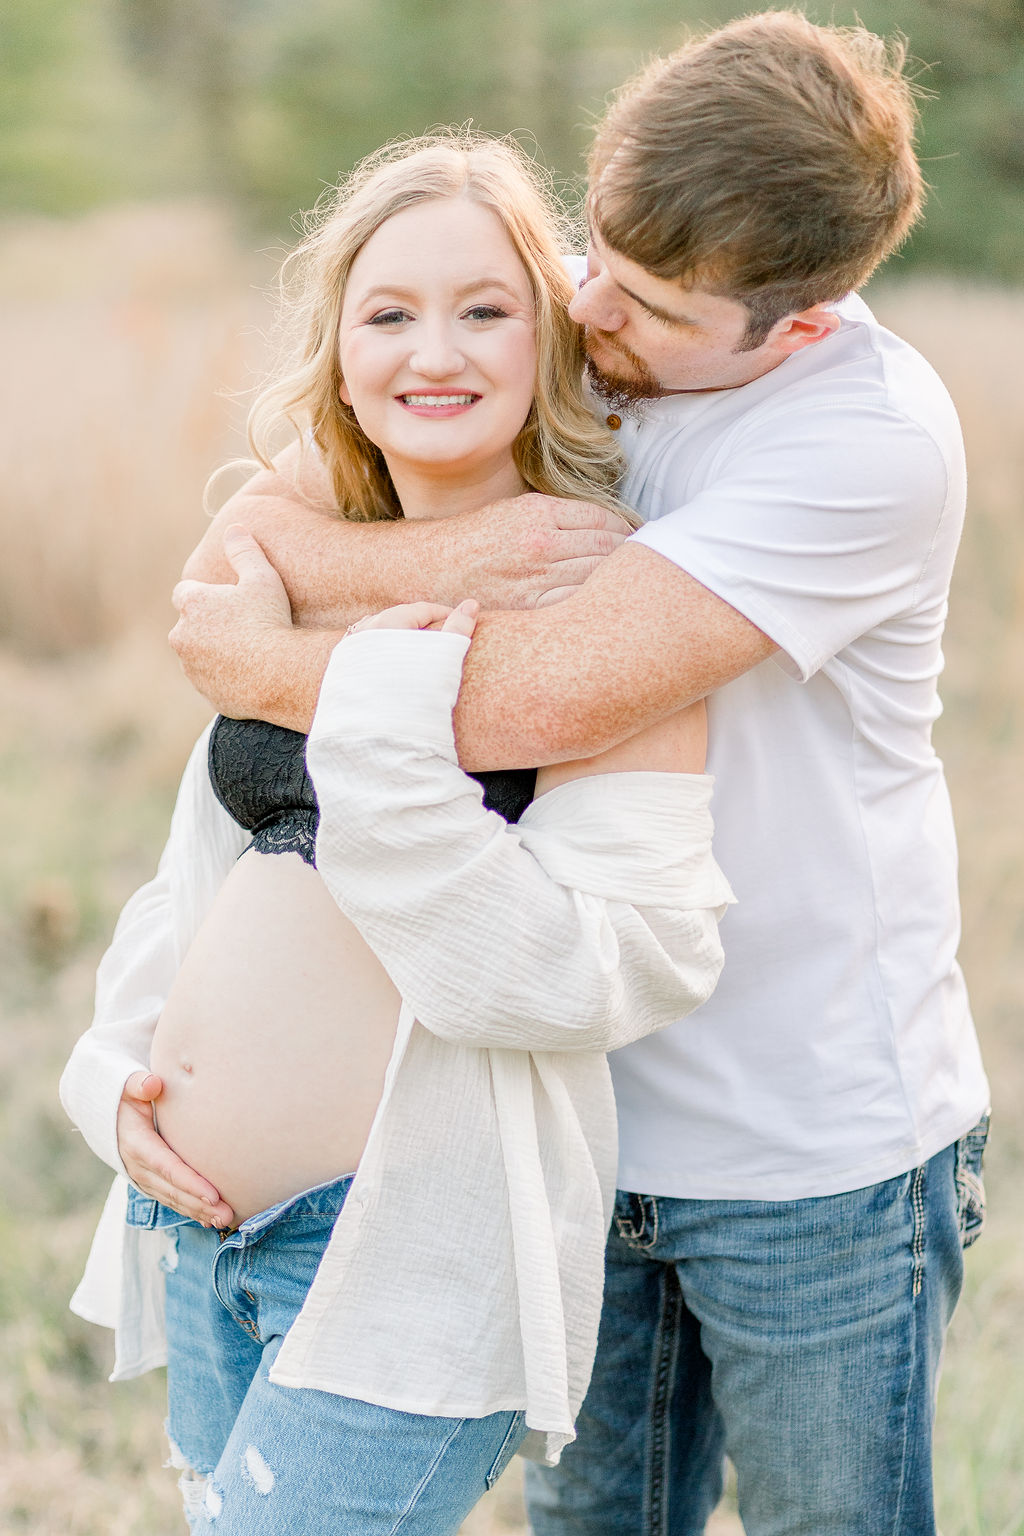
top-left (353, 277), bottom-right (524, 306)
top-left (451, 277), bottom-right (525, 301)
top-left (353, 285), bottom-right (418, 304)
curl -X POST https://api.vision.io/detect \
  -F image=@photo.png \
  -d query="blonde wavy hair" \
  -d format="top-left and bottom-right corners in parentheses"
top-left (244, 131), bottom-right (631, 524)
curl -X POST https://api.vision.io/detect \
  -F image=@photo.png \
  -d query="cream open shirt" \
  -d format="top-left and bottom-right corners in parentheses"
top-left (61, 629), bottom-right (733, 1464)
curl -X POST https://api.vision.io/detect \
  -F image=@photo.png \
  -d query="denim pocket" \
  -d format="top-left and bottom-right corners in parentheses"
top-left (954, 1112), bottom-right (990, 1250)
top-left (613, 1191), bottom-right (659, 1251)
top-left (485, 1411), bottom-right (526, 1490)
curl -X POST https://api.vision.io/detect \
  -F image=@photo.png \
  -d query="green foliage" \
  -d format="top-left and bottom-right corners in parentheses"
top-left (1, 2), bottom-right (1022, 269)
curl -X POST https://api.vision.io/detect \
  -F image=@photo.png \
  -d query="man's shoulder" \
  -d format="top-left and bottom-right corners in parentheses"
top-left (797, 293), bottom-right (958, 437)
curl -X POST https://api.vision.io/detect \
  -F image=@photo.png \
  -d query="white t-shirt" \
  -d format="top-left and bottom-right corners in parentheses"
top-left (602, 291), bottom-right (989, 1199)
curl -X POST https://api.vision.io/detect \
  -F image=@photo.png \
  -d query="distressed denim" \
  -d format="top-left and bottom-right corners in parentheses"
top-left (128, 1177), bottom-right (526, 1534)
top-left (526, 1116), bottom-right (989, 1536)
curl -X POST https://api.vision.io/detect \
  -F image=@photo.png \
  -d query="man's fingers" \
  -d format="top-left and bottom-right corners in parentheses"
top-left (527, 554), bottom-right (628, 608)
top-left (557, 506), bottom-right (634, 535)
top-left (547, 529), bottom-right (627, 561)
top-left (222, 523), bottom-right (276, 580)
top-left (534, 584), bottom-right (580, 608)
top-left (518, 494), bottom-right (633, 535)
top-left (544, 550), bottom-right (622, 583)
top-left (171, 577), bottom-right (206, 614)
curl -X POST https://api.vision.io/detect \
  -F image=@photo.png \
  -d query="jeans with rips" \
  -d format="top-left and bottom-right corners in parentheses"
top-left (525, 1116), bottom-right (989, 1536)
top-left (127, 1175), bottom-right (527, 1535)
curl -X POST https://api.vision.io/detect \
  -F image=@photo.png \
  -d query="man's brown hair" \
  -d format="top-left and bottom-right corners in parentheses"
top-left (589, 10), bottom-right (924, 346)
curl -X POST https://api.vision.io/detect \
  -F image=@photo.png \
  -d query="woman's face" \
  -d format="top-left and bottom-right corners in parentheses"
top-left (337, 197), bottom-right (538, 509)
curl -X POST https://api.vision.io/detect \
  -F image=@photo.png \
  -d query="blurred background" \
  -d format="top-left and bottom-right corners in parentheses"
top-left (1, 1), bottom-right (1021, 1531)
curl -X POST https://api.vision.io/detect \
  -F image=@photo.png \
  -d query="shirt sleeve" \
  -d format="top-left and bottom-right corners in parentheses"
top-left (59, 850), bottom-right (178, 1178)
top-left (307, 630), bottom-right (733, 1055)
top-left (630, 398), bottom-right (962, 681)
top-left (58, 726), bottom-right (244, 1177)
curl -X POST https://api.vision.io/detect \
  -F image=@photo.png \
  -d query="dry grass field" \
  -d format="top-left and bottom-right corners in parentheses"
top-left (0, 206), bottom-right (1021, 1534)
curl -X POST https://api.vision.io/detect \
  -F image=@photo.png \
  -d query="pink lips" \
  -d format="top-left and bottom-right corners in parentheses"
top-left (396, 391), bottom-right (482, 417)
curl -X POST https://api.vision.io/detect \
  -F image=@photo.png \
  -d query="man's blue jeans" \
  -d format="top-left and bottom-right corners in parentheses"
top-left (526, 1117), bottom-right (988, 1536)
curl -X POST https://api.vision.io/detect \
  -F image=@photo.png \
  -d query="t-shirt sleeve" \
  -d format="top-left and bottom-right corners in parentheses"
top-left (630, 399), bottom-right (960, 681)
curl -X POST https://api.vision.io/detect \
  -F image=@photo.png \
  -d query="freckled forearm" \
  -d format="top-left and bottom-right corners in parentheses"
top-left (186, 499), bottom-right (445, 628)
top-left (451, 542), bottom-right (776, 771)
top-left (452, 609), bottom-right (650, 769)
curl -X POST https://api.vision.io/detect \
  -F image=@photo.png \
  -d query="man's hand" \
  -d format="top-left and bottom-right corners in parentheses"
top-left (170, 524), bottom-right (340, 728)
top-left (425, 494), bottom-right (629, 610)
top-left (117, 1071), bottom-right (235, 1228)
top-left (183, 461), bottom-right (629, 625)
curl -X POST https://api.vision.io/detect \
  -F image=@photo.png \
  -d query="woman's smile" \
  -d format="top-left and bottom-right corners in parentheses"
top-left (397, 391), bottom-right (482, 415)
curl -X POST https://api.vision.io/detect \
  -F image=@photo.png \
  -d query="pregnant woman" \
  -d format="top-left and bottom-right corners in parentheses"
top-left (60, 133), bottom-right (733, 1535)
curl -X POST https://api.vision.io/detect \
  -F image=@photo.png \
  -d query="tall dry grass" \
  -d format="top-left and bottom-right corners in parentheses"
top-left (0, 209), bottom-right (1021, 1534)
top-left (0, 203), bottom-right (265, 657)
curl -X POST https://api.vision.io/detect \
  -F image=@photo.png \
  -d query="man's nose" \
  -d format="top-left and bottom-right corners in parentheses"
top-left (569, 268), bottom-right (626, 333)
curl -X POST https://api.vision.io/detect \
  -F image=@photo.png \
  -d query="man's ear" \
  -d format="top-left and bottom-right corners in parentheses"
top-left (773, 305), bottom-right (842, 357)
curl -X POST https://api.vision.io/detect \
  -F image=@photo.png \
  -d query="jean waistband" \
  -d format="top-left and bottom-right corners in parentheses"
top-left (126, 1171), bottom-right (355, 1233)
top-left (235, 1173), bottom-right (354, 1237)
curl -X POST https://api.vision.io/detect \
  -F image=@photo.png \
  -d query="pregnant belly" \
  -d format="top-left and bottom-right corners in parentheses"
top-left (150, 849), bottom-right (401, 1222)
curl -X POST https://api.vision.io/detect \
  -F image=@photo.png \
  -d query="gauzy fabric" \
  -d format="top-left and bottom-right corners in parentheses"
top-left (206, 712), bottom-right (536, 865)
top-left (60, 629), bottom-right (733, 1464)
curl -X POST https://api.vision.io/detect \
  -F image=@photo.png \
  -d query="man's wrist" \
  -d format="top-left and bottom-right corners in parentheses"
top-left (261, 627), bottom-right (344, 733)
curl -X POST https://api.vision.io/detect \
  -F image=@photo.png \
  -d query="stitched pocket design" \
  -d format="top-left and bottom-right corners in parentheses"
top-left (954, 1113), bottom-right (990, 1250)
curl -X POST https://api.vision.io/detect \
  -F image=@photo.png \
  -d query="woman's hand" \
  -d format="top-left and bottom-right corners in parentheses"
top-left (345, 597), bottom-right (480, 639)
top-left (116, 1071), bottom-right (235, 1229)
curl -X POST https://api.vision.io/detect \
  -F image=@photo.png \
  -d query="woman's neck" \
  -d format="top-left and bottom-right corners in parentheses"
top-left (387, 458), bottom-right (528, 522)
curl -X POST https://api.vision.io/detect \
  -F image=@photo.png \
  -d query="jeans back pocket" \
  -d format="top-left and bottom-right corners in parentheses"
top-left (954, 1112), bottom-right (990, 1250)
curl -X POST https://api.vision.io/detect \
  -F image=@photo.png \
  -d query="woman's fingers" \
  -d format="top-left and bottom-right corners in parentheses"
top-left (117, 1074), bottom-right (235, 1227)
top-left (346, 601), bottom-right (454, 633)
top-left (441, 599), bottom-right (479, 637)
top-left (123, 1069), bottom-right (162, 1103)
top-left (344, 599), bottom-right (480, 635)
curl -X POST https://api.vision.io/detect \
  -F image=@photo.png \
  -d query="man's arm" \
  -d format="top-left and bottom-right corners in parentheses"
top-left (170, 530), bottom-right (775, 767)
top-left (187, 444), bottom-right (629, 626)
top-left (453, 541), bottom-right (776, 769)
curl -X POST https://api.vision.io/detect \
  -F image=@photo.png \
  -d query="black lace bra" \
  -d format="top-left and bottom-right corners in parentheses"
top-left (208, 716), bottom-right (537, 868)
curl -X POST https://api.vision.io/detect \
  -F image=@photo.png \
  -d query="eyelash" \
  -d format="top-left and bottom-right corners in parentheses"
top-left (367, 309), bottom-right (410, 327)
top-left (464, 304), bottom-right (509, 322)
top-left (366, 304), bottom-right (510, 327)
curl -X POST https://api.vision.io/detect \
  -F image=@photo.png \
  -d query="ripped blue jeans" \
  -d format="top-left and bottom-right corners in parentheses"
top-left (126, 1177), bottom-right (526, 1534)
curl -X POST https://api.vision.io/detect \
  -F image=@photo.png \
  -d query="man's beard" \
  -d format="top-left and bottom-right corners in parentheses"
top-left (584, 331), bottom-right (663, 415)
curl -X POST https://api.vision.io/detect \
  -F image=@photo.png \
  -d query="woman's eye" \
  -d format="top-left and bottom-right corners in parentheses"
top-left (367, 309), bottom-right (410, 327)
top-left (464, 304), bottom-right (508, 322)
